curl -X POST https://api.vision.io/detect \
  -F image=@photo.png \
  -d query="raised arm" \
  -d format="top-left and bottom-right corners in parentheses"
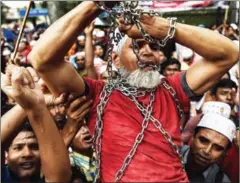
top-left (4, 66), bottom-right (71, 182)
top-left (1, 105), bottom-right (26, 149)
top-left (119, 15), bottom-right (239, 95)
top-left (28, 2), bottom-right (101, 96)
top-left (62, 96), bottom-right (92, 147)
top-left (84, 21), bottom-right (98, 79)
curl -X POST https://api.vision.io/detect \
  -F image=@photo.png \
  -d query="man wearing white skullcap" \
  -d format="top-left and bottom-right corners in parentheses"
top-left (181, 112), bottom-right (236, 182)
top-left (27, 1), bottom-right (238, 182)
top-left (182, 101), bottom-right (232, 144)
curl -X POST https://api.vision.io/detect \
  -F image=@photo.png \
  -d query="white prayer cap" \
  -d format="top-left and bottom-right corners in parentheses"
top-left (197, 113), bottom-right (236, 142)
top-left (75, 51), bottom-right (85, 57)
top-left (182, 48), bottom-right (193, 60)
top-left (111, 28), bottom-right (129, 55)
top-left (77, 35), bottom-right (85, 40)
top-left (96, 30), bottom-right (105, 38)
top-left (230, 23), bottom-right (238, 31)
top-left (202, 101), bottom-right (231, 119)
top-left (2, 49), bottom-right (11, 56)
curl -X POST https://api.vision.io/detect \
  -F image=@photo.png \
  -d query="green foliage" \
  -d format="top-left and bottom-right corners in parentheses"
top-left (47, 1), bottom-right (82, 24)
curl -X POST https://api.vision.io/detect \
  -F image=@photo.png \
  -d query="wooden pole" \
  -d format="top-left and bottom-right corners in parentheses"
top-left (11, 1), bottom-right (33, 65)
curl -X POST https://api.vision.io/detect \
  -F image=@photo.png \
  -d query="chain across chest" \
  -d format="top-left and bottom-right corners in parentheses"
top-left (93, 79), bottom-right (185, 182)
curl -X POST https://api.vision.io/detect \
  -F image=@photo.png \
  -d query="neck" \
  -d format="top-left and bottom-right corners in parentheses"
top-left (186, 152), bottom-right (208, 174)
top-left (20, 178), bottom-right (31, 183)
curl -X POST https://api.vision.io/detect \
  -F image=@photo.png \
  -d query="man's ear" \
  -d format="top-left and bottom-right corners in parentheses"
top-left (112, 52), bottom-right (123, 69)
top-left (112, 52), bottom-right (118, 64)
top-left (206, 93), bottom-right (216, 102)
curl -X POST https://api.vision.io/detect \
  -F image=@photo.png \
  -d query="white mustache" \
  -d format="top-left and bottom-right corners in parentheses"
top-left (138, 62), bottom-right (159, 70)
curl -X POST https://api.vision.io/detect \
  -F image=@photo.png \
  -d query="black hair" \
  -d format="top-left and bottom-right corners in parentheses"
top-left (19, 121), bottom-right (34, 132)
top-left (6, 121), bottom-right (35, 151)
top-left (160, 57), bottom-right (181, 74)
top-left (70, 166), bottom-right (87, 183)
top-left (210, 79), bottom-right (237, 95)
top-left (94, 42), bottom-right (104, 49)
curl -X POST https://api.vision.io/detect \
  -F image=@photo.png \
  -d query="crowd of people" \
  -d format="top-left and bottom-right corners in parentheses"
top-left (1, 1), bottom-right (239, 182)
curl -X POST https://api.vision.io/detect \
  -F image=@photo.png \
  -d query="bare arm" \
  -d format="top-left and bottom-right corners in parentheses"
top-left (27, 107), bottom-right (71, 182)
top-left (1, 104), bottom-right (26, 167)
top-left (84, 21), bottom-right (98, 79)
top-left (119, 15), bottom-right (239, 95)
top-left (28, 2), bottom-right (101, 96)
top-left (5, 66), bottom-right (72, 182)
top-left (1, 105), bottom-right (26, 149)
top-left (1, 71), bottom-right (28, 150)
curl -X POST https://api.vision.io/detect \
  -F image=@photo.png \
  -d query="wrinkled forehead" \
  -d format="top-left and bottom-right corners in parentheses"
top-left (197, 128), bottom-right (229, 145)
top-left (12, 131), bottom-right (37, 145)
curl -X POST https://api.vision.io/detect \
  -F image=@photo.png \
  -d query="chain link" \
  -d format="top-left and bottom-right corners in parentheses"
top-left (114, 88), bottom-right (155, 182)
top-left (92, 2), bottom-right (182, 182)
top-left (93, 78), bottom-right (185, 182)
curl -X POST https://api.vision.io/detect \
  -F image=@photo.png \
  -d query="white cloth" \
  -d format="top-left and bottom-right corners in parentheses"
top-left (197, 113), bottom-right (236, 142)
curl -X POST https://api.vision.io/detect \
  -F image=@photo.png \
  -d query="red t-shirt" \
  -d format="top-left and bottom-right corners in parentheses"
top-left (85, 72), bottom-right (190, 182)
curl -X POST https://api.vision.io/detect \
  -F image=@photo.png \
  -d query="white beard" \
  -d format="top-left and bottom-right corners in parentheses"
top-left (119, 68), bottom-right (163, 89)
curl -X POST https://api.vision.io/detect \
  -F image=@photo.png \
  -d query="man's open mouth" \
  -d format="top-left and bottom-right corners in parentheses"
top-left (82, 134), bottom-right (93, 144)
top-left (20, 162), bottom-right (35, 169)
top-left (138, 62), bottom-right (159, 71)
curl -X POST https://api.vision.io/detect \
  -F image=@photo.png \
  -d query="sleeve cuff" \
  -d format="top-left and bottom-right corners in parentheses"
top-left (181, 71), bottom-right (203, 101)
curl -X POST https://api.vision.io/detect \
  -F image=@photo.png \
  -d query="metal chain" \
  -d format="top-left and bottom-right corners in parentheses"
top-left (92, 2), bottom-right (182, 182)
top-left (114, 89), bottom-right (155, 182)
top-left (93, 77), bottom-right (184, 182)
top-left (93, 81), bottom-right (116, 183)
top-left (162, 80), bottom-right (184, 119)
top-left (105, 15), bottom-right (117, 80)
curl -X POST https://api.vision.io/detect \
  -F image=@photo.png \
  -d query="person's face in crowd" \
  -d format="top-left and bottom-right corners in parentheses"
top-left (78, 39), bottom-right (85, 47)
top-left (120, 38), bottom-right (161, 72)
top-left (95, 45), bottom-right (104, 58)
top-left (100, 71), bottom-right (118, 82)
top-left (76, 55), bottom-right (85, 69)
top-left (163, 64), bottom-right (180, 77)
top-left (214, 87), bottom-right (234, 108)
top-left (72, 125), bottom-right (92, 151)
top-left (6, 131), bottom-right (41, 180)
top-left (48, 103), bottom-right (67, 129)
top-left (226, 27), bottom-right (235, 37)
top-left (190, 128), bottom-right (229, 169)
top-left (18, 42), bottom-right (27, 52)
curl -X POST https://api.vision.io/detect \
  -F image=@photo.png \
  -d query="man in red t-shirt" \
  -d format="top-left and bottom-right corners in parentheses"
top-left (27, 2), bottom-right (238, 182)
